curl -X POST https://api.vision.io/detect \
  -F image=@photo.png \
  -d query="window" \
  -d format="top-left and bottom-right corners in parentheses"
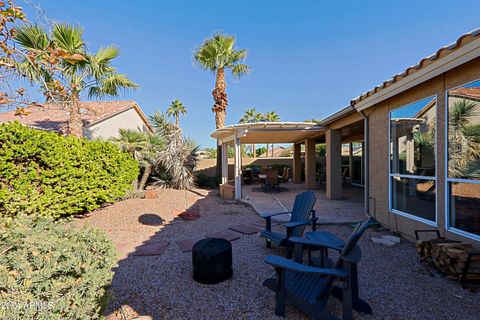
top-left (389, 96), bottom-right (437, 223)
top-left (447, 80), bottom-right (480, 238)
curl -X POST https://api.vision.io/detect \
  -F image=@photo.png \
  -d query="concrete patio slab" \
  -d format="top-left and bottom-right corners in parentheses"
top-left (243, 183), bottom-right (366, 224)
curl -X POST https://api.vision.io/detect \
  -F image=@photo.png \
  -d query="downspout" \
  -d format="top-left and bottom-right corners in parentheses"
top-left (359, 109), bottom-right (370, 218)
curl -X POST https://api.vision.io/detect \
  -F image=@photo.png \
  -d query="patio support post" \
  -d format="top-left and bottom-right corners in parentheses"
top-left (349, 142), bottom-right (353, 182)
top-left (304, 138), bottom-right (316, 189)
top-left (234, 136), bottom-right (242, 200)
top-left (221, 142), bottom-right (228, 184)
top-left (293, 143), bottom-right (302, 184)
top-left (326, 129), bottom-right (342, 199)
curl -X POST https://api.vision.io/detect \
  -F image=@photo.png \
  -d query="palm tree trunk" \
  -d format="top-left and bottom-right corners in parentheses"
top-left (138, 164), bottom-right (153, 190)
top-left (175, 115), bottom-right (179, 127)
top-left (252, 144), bottom-right (256, 158)
top-left (69, 94), bottom-right (83, 137)
top-left (271, 144), bottom-right (274, 157)
top-left (212, 67), bottom-right (228, 176)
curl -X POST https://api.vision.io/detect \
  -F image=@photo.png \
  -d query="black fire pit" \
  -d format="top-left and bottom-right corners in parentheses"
top-left (192, 238), bottom-right (232, 284)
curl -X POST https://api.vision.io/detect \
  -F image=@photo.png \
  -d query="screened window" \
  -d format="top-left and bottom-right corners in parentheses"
top-left (389, 96), bottom-right (437, 223)
top-left (447, 80), bottom-right (480, 237)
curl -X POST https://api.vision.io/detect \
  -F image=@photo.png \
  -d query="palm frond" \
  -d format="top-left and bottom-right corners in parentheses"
top-left (14, 24), bottom-right (50, 51)
top-left (231, 63), bottom-right (250, 78)
top-left (52, 23), bottom-right (85, 53)
top-left (88, 73), bottom-right (138, 98)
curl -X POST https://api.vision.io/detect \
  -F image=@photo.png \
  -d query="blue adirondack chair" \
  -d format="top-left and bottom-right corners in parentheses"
top-left (302, 219), bottom-right (374, 315)
top-left (263, 219), bottom-right (372, 320)
top-left (259, 191), bottom-right (317, 258)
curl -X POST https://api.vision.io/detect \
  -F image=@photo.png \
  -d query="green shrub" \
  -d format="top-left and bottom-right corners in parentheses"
top-left (0, 215), bottom-right (117, 320)
top-left (0, 122), bottom-right (139, 218)
top-left (195, 173), bottom-right (220, 188)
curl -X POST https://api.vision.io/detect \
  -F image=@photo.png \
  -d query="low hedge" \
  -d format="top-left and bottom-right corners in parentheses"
top-left (0, 122), bottom-right (139, 218)
top-left (0, 215), bottom-right (117, 319)
top-left (195, 173), bottom-right (220, 189)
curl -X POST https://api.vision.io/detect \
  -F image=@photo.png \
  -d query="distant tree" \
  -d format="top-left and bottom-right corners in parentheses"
top-left (166, 99), bottom-right (187, 127)
top-left (264, 111), bottom-right (281, 157)
top-left (194, 32), bottom-right (250, 175)
top-left (305, 118), bottom-right (320, 123)
top-left (239, 107), bottom-right (263, 158)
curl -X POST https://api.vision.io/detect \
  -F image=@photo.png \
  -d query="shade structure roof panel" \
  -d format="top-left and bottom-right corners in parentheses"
top-left (210, 122), bottom-right (324, 144)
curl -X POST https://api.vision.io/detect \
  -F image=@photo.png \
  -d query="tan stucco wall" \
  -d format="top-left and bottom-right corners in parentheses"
top-left (86, 108), bottom-right (150, 139)
top-left (365, 57), bottom-right (480, 245)
top-left (196, 157), bottom-right (294, 179)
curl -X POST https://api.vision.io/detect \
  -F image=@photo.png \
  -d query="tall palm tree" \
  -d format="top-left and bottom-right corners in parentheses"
top-left (264, 111), bottom-right (280, 157)
top-left (239, 107), bottom-right (263, 158)
top-left (166, 99), bottom-right (187, 127)
top-left (194, 32), bottom-right (249, 174)
top-left (14, 23), bottom-right (138, 137)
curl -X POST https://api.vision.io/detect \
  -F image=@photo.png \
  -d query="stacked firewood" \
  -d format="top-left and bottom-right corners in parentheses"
top-left (415, 239), bottom-right (480, 281)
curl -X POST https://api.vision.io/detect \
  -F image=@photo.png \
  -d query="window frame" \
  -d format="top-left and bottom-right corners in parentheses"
top-left (444, 79), bottom-right (480, 241)
top-left (388, 95), bottom-right (438, 226)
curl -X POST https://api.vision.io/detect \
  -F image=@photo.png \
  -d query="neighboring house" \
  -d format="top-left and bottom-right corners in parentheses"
top-left (0, 100), bottom-right (153, 139)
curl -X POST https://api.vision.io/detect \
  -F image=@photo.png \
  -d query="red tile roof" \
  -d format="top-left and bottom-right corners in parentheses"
top-left (0, 100), bottom-right (141, 134)
top-left (448, 87), bottom-right (480, 100)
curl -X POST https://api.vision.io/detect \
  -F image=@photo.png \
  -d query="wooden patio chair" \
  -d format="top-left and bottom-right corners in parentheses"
top-left (263, 218), bottom-right (372, 319)
top-left (259, 191), bottom-right (317, 258)
top-left (266, 168), bottom-right (280, 191)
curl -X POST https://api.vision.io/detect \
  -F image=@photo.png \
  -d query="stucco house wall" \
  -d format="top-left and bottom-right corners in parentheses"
top-left (86, 107), bottom-right (151, 139)
top-left (365, 57), bottom-right (480, 244)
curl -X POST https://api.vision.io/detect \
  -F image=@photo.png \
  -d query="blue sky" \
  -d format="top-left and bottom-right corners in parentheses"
top-left (21, 0), bottom-right (480, 147)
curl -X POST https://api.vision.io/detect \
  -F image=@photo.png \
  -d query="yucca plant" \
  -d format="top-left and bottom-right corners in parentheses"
top-left (448, 99), bottom-right (480, 178)
top-left (112, 129), bottom-right (164, 190)
top-left (149, 112), bottom-right (199, 190)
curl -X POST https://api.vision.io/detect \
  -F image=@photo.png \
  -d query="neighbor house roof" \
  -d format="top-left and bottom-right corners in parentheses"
top-left (0, 100), bottom-right (153, 134)
top-left (350, 28), bottom-right (480, 111)
top-left (448, 87), bottom-right (480, 101)
top-left (210, 122), bottom-right (324, 144)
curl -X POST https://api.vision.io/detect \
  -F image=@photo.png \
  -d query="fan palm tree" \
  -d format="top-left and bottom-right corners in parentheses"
top-left (264, 111), bottom-right (280, 157)
top-left (166, 99), bottom-right (187, 127)
top-left (239, 107), bottom-right (263, 158)
top-left (112, 129), bottom-right (165, 191)
top-left (14, 23), bottom-right (138, 137)
top-left (194, 32), bottom-right (249, 174)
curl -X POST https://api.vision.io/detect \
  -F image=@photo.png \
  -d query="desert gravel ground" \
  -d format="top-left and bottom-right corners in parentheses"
top-left (74, 188), bottom-right (480, 320)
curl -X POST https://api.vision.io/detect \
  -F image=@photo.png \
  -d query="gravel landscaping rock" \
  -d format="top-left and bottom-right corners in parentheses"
top-left (74, 188), bottom-right (480, 320)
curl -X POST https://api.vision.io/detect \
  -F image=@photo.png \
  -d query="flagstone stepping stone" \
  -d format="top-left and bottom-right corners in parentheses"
top-left (205, 230), bottom-right (240, 242)
top-left (176, 237), bottom-right (205, 252)
top-left (132, 240), bottom-right (169, 256)
top-left (229, 224), bottom-right (261, 235)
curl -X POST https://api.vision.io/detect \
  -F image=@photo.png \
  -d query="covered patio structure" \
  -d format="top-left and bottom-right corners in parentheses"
top-left (211, 122), bottom-right (324, 200)
top-left (210, 116), bottom-right (368, 215)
